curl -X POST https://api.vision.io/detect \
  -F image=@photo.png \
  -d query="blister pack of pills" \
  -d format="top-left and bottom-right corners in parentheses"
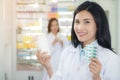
top-left (85, 45), bottom-right (97, 62)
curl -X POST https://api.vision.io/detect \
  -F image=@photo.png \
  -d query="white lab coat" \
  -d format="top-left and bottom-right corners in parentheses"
top-left (50, 41), bottom-right (120, 80)
top-left (47, 33), bottom-right (69, 71)
top-left (42, 33), bottom-right (69, 80)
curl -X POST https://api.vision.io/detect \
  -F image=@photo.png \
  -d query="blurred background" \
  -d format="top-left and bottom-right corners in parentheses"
top-left (0, 0), bottom-right (120, 80)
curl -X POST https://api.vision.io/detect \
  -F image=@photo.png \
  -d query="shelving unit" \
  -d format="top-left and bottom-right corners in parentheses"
top-left (14, 0), bottom-right (77, 80)
top-left (16, 0), bottom-right (47, 71)
top-left (57, 1), bottom-right (75, 40)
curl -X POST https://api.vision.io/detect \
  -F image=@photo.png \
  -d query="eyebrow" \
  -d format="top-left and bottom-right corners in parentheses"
top-left (75, 18), bottom-right (92, 21)
top-left (83, 18), bottom-right (92, 21)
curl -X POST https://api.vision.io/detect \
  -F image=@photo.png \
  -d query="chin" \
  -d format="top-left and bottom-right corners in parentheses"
top-left (78, 39), bottom-right (85, 42)
top-left (78, 38), bottom-right (87, 43)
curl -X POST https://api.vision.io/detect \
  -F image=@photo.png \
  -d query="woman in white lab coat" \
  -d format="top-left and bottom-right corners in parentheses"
top-left (41, 18), bottom-right (69, 80)
top-left (37, 1), bottom-right (120, 80)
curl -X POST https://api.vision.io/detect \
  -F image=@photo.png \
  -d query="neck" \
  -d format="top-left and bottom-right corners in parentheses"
top-left (52, 32), bottom-right (57, 36)
top-left (83, 39), bottom-right (96, 47)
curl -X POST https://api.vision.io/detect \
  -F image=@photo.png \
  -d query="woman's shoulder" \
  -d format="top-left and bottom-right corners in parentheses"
top-left (100, 47), bottom-right (118, 58)
top-left (98, 46), bottom-right (120, 63)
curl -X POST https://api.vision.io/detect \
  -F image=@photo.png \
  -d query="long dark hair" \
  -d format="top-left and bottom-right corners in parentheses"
top-left (47, 18), bottom-right (59, 33)
top-left (71, 1), bottom-right (113, 51)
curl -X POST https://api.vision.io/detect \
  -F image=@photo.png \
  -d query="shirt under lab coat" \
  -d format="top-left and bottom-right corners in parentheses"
top-left (50, 41), bottom-right (120, 80)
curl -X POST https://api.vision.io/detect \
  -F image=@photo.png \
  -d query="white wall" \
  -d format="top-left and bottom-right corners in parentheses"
top-left (117, 0), bottom-right (120, 54)
top-left (0, 0), bottom-right (13, 80)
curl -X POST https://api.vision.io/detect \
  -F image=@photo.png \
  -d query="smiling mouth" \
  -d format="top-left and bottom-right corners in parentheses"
top-left (77, 32), bottom-right (88, 37)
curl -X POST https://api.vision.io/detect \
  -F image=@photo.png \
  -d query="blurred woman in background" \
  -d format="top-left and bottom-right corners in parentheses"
top-left (41, 18), bottom-right (69, 80)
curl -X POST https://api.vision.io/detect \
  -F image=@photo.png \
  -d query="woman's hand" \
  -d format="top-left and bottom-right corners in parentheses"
top-left (52, 37), bottom-right (63, 46)
top-left (58, 39), bottom-right (63, 47)
top-left (89, 58), bottom-right (102, 80)
top-left (52, 37), bottom-right (58, 46)
top-left (36, 50), bottom-right (51, 69)
top-left (36, 50), bottom-right (53, 78)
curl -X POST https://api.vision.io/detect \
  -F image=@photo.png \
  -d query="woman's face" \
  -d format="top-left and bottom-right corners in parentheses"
top-left (50, 20), bottom-right (59, 34)
top-left (74, 10), bottom-right (97, 46)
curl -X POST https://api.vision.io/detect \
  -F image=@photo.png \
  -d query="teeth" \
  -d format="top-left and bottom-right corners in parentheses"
top-left (78, 32), bottom-right (86, 35)
top-left (78, 31), bottom-right (87, 33)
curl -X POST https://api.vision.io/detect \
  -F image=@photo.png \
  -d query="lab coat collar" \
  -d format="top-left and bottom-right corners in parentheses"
top-left (78, 40), bottom-right (101, 53)
top-left (49, 32), bottom-right (60, 39)
top-left (79, 40), bottom-right (98, 49)
top-left (78, 40), bottom-right (103, 56)
top-left (67, 40), bottom-right (101, 55)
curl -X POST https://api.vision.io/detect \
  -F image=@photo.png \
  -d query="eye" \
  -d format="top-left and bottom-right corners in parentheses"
top-left (74, 19), bottom-right (80, 24)
top-left (84, 20), bottom-right (90, 24)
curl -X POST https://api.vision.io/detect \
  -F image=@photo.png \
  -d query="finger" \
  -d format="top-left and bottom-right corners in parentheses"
top-left (91, 58), bottom-right (100, 63)
top-left (89, 63), bottom-right (97, 71)
top-left (36, 54), bottom-right (42, 63)
top-left (90, 61), bottom-right (102, 71)
top-left (42, 55), bottom-right (50, 62)
top-left (36, 51), bottom-right (45, 60)
top-left (91, 58), bottom-right (101, 65)
top-left (90, 61), bottom-right (98, 67)
top-left (89, 67), bottom-right (96, 74)
top-left (41, 52), bottom-right (50, 58)
top-left (90, 59), bottom-right (101, 67)
top-left (89, 65), bottom-right (101, 75)
top-left (42, 56), bottom-right (48, 62)
top-left (89, 67), bottom-right (99, 75)
top-left (89, 63), bottom-right (102, 75)
top-left (89, 63), bottom-right (100, 73)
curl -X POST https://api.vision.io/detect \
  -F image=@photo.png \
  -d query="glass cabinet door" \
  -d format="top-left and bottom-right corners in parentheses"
top-left (14, 0), bottom-right (47, 80)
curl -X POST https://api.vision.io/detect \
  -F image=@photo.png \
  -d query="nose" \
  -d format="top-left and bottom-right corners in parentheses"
top-left (77, 24), bottom-right (84, 30)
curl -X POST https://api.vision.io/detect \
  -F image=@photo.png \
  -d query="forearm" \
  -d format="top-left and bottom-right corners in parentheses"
top-left (59, 40), bottom-right (63, 47)
top-left (45, 66), bottom-right (53, 78)
top-left (93, 76), bottom-right (101, 80)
